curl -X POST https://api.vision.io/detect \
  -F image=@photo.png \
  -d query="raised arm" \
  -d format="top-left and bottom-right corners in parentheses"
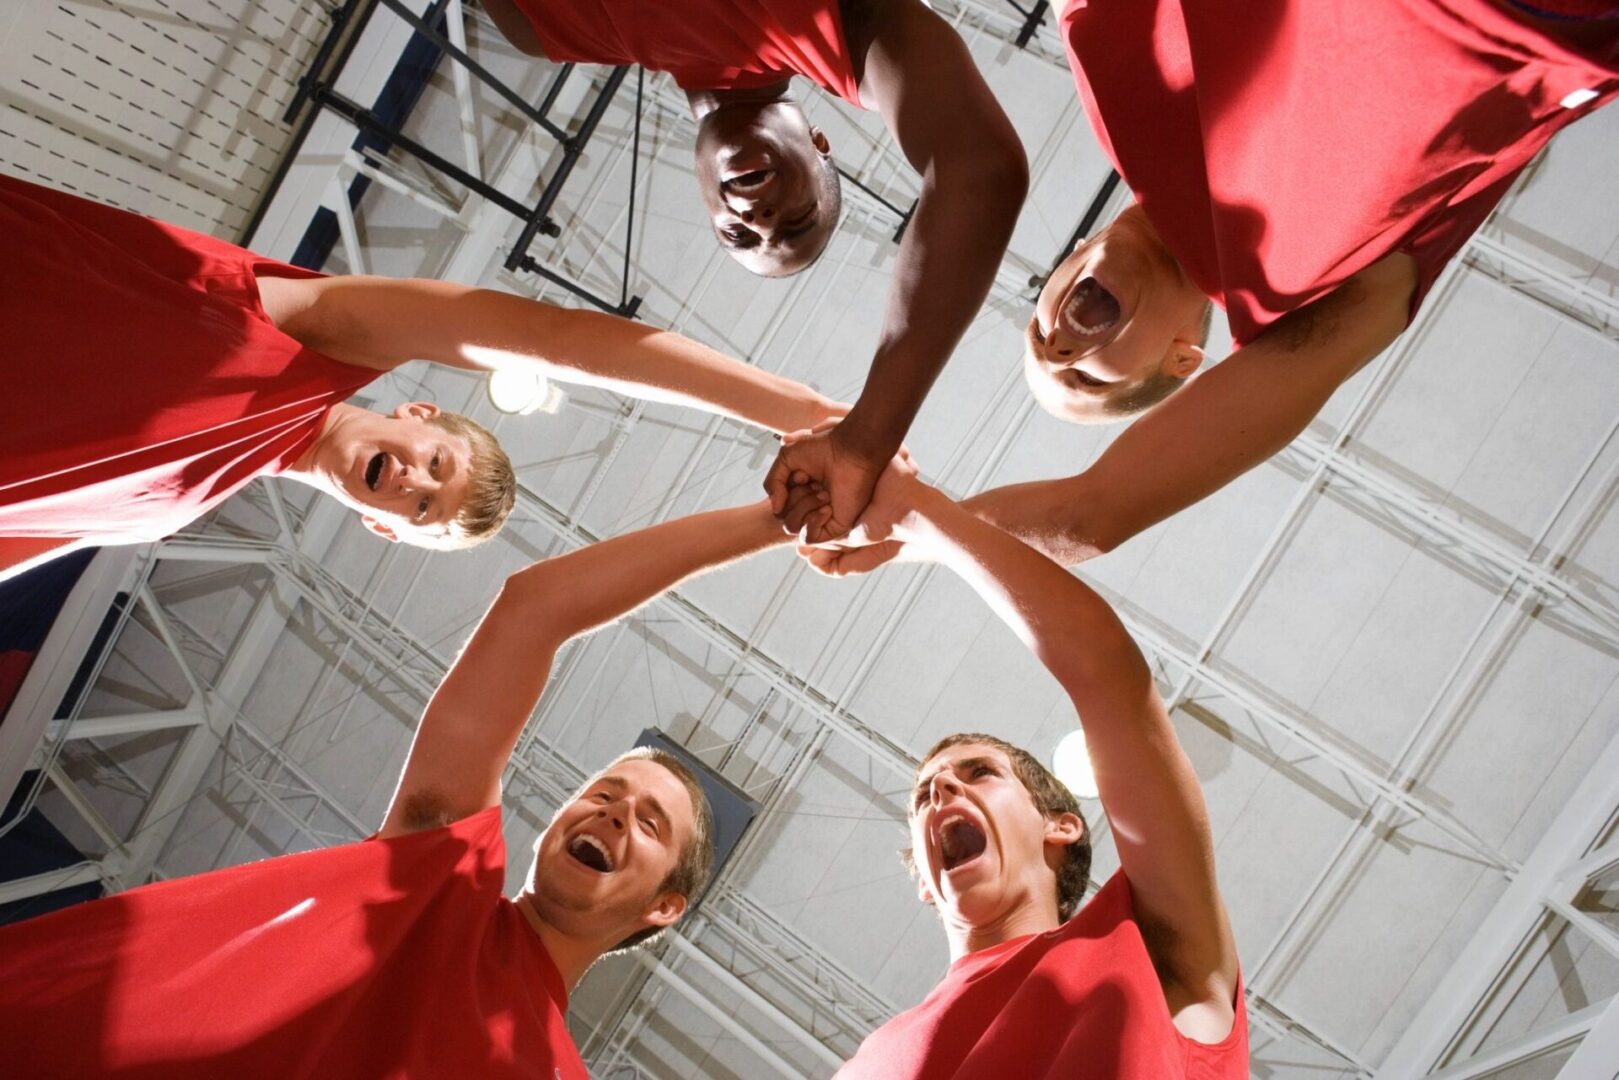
top-left (799, 252), bottom-right (1417, 575)
top-left (378, 500), bottom-right (791, 838)
top-left (764, 0), bottom-right (1028, 538)
top-left (829, 468), bottom-right (1237, 1039)
top-left (257, 274), bottom-right (841, 435)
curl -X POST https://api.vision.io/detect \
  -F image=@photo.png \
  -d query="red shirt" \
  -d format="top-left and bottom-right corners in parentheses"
top-left (1061, 0), bottom-right (1619, 344)
top-left (836, 874), bottom-right (1248, 1080)
top-left (510, 0), bottom-right (864, 106)
top-left (0, 807), bottom-right (587, 1080)
top-left (0, 175), bottom-right (375, 544)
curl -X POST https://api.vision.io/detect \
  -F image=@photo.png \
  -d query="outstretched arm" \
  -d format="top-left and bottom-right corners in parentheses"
top-left (810, 467), bottom-right (1237, 1039)
top-left (258, 274), bottom-right (841, 435)
top-left (799, 252), bottom-right (1417, 574)
top-left (764, 0), bottom-right (1028, 538)
top-left (379, 500), bottom-right (792, 838)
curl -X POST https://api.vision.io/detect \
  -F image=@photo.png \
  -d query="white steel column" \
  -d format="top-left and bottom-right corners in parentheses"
top-left (1374, 722), bottom-right (1619, 1076)
top-left (1558, 993), bottom-right (1619, 1080)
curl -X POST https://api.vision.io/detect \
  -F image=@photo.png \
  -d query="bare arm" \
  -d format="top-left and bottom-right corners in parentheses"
top-left (890, 479), bottom-right (1238, 1040)
top-left (975, 254), bottom-right (1418, 562)
top-left (765, 0), bottom-right (1028, 536)
top-left (800, 253), bottom-right (1417, 575)
top-left (378, 501), bottom-right (791, 838)
top-left (259, 274), bottom-right (841, 435)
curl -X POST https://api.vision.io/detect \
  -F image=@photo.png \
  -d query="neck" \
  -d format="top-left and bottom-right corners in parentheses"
top-left (514, 893), bottom-right (612, 994)
top-left (283, 402), bottom-right (358, 488)
top-left (684, 82), bottom-right (793, 120)
top-left (946, 893), bottom-right (1062, 961)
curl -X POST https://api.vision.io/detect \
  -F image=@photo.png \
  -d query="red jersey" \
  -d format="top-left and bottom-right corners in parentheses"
top-left (510, 0), bottom-right (864, 106)
top-left (0, 175), bottom-right (374, 544)
top-left (0, 806), bottom-right (588, 1080)
top-left (836, 874), bottom-right (1248, 1080)
top-left (1060, 0), bottom-right (1619, 344)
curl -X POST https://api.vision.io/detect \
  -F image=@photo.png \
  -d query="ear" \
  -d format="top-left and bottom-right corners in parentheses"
top-left (1044, 811), bottom-right (1086, 850)
top-left (393, 400), bottom-right (441, 421)
top-left (809, 125), bottom-right (832, 159)
top-left (641, 890), bottom-right (689, 932)
top-left (916, 874), bottom-right (936, 907)
top-left (360, 515), bottom-right (401, 543)
top-left (1165, 341), bottom-right (1205, 379)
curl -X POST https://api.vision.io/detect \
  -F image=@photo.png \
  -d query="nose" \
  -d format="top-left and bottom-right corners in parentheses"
top-left (596, 806), bottom-right (625, 831)
top-left (395, 462), bottom-right (440, 496)
top-left (930, 771), bottom-right (964, 805)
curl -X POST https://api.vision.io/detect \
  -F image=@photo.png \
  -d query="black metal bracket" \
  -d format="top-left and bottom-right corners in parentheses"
top-left (835, 165), bottom-right (917, 242)
top-left (258, 0), bottom-right (644, 319)
top-left (1002, 0), bottom-right (1050, 49)
top-left (1029, 169), bottom-right (1121, 293)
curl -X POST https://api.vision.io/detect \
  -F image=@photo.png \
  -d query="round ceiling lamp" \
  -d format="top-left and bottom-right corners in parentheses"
top-left (1051, 728), bottom-right (1099, 800)
top-left (486, 368), bottom-right (552, 416)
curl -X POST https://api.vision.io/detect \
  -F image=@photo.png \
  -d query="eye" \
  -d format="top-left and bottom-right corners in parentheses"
top-left (415, 498), bottom-right (429, 522)
top-left (971, 764), bottom-right (993, 779)
top-left (641, 816), bottom-right (658, 838)
top-left (912, 787), bottom-right (928, 809)
top-left (593, 792), bottom-right (611, 803)
top-left (430, 451), bottom-right (441, 475)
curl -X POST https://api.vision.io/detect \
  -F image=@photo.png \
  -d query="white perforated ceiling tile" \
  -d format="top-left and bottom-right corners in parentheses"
top-left (0, 0), bottom-right (328, 239)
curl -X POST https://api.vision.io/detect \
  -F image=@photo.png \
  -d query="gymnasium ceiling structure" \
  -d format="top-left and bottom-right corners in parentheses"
top-left (4, 1), bottom-right (1619, 1077)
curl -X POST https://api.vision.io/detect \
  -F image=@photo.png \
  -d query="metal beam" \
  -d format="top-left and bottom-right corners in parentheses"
top-left (1374, 722), bottom-right (1619, 1076)
top-left (0, 862), bottom-right (103, 906)
top-left (633, 951), bottom-right (809, 1080)
top-left (1558, 993), bottom-right (1619, 1080)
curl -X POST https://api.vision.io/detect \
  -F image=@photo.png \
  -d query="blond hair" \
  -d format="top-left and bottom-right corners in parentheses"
top-left (426, 412), bottom-right (516, 547)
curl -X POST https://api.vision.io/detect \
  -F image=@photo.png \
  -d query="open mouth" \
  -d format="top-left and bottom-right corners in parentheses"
top-left (364, 452), bottom-right (386, 492)
top-left (567, 834), bottom-right (614, 874)
top-left (1059, 277), bottom-right (1121, 338)
top-left (937, 814), bottom-right (988, 873)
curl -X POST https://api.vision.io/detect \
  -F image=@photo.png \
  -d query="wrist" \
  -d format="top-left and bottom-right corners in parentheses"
top-left (891, 483), bottom-right (957, 548)
top-left (831, 404), bottom-right (901, 465)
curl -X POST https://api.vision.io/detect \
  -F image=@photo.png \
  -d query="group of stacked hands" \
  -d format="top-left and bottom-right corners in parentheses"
top-left (0, 0), bottom-right (1614, 1076)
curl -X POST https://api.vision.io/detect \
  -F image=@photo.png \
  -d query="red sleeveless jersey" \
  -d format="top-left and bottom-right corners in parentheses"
top-left (0, 175), bottom-right (374, 545)
top-left (836, 874), bottom-right (1249, 1080)
top-left (0, 807), bottom-right (587, 1079)
top-left (510, 0), bottom-right (864, 106)
top-left (1061, 0), bottom-right (1619, 344)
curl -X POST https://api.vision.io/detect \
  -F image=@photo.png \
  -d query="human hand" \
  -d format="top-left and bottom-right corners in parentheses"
top-left (796, 538), bottom-right (909, 578)
top-left (765, 422), bottom-right (890, 543)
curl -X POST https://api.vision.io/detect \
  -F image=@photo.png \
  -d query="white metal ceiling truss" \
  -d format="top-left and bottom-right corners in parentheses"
top-left (9, 1), bottom-right (1619, 1077)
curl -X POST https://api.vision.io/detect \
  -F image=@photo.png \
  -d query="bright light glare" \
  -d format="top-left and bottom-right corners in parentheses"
top-left (1051, 728), bottom-right (1099, 800)
top-left (487, 368), bottom-right (552, 415)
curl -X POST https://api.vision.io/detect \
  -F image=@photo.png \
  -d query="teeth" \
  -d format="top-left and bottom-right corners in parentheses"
top-left (569, 833), bottom-right (613, 872)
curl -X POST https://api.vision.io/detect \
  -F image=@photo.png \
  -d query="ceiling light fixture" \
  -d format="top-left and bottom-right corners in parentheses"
top-left (486, 368), bottom-right (563, 415)
top-left (1051, 728), bottom-right (1099, 800)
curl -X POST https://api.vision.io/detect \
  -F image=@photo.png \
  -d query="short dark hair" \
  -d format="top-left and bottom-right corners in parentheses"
top-left (597, 747), bottom-right (716, 953)
top-left (902, 732), bottom-right (1091, 921)
top-left (1104, 300), bottom-right (1214, 418)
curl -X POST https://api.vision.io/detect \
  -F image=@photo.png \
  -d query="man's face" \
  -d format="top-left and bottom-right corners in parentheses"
top-left (909, 743), bottom-right (1073, 930)
top-left (528, 758), bottom-right (695, 941)
top-left (317, 402), bottom-right (473, 544)
top-left (1025, 212), bottom-right (1207, 423)
top-left (692, 102), bottom-right (837, 277)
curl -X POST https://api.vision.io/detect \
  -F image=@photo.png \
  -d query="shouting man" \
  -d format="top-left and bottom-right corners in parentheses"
top-left (793, 0), bottom-right (1618, 569)
top-left (483, 0), bottom-right (1029, 540)
top-left (0, 493), bottom-right (803, 1076)
top-left (2, 174), bottom-right (844, 581)
top-left (788, 463), bottom-right (1247, 1077)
